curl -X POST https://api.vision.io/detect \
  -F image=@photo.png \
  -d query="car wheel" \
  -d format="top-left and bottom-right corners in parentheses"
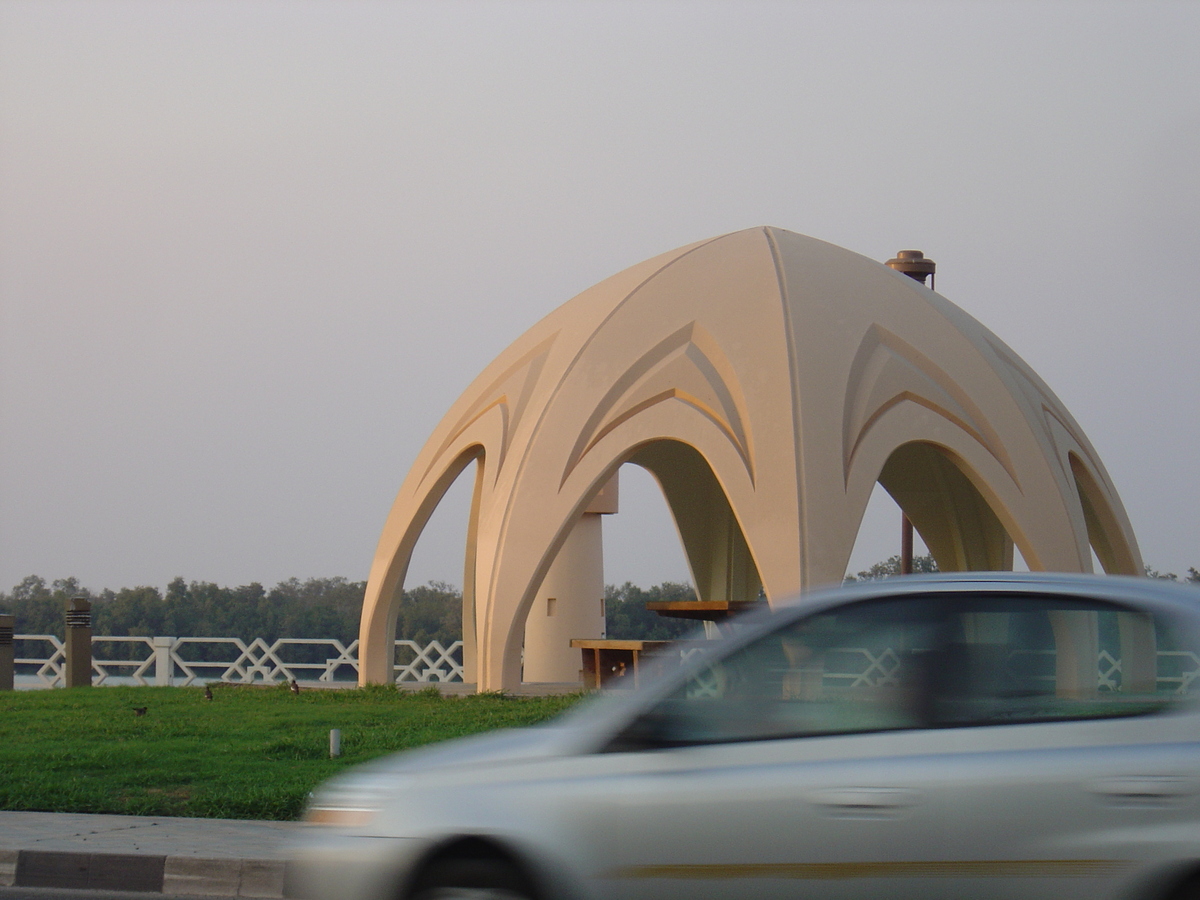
top-left (409, 857), bottom-right (535, 900)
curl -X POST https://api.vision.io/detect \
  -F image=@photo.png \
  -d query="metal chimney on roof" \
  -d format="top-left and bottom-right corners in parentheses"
top-left (886, 250), bottom-right (936, 288)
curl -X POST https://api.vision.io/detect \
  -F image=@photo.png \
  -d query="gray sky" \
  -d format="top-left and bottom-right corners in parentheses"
top-left (1, 0), bottom-right (1197, 597)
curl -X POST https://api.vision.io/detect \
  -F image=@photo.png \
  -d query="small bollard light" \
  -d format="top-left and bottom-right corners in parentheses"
top-left (0, 614), bottom-right (14, 691)
top-left (329, 728), bottom-right (342, 758)
top-left (64, 596), bottom-right (92, 688)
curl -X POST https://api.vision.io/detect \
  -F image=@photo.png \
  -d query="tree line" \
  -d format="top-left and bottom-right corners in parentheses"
top-left (3, 561), bottom-right (1194, 648)
top-left (844, 555), bottom-right (1200, 586)
top-left (0, 575), bottom-right (699, 646)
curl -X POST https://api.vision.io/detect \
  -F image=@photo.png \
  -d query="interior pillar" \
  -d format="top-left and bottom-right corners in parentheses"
top-left (521, 474), bottom-right (618, 684)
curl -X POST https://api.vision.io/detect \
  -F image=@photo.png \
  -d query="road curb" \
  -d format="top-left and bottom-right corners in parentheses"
top-left (0, 849), bottom-right (287, 896)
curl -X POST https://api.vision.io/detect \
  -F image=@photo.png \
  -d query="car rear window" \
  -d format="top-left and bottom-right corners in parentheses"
top-left (933, 595), bottom-right (1192, 725)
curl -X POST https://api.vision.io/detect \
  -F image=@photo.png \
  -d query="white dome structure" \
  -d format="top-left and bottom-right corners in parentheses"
top-left (358, 227), bottom-right (1141, 692)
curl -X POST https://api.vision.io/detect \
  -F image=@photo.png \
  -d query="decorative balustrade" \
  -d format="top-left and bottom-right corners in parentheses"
top-left (13, 635), bottom-right (463, 688)
top-left (13, 634), bottom-right (1200, 694)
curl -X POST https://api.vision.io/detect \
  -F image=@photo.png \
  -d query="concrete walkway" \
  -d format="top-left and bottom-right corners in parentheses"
top-left (0, 812), bottom-right (298, 897)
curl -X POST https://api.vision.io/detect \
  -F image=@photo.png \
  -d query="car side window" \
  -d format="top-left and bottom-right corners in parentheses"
top-left (618, 592), bottom-right (1200, 749)
top-left (622, 598), bottom-right (942, 747)
top-left (932, 595), bottom-right (1193, 725)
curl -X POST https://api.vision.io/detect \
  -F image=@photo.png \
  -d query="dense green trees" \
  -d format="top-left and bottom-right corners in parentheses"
top-left (604, 582), bottom-right (698, 641)
top-left (843, 554), bottom-right (939, 582)
top-left (0, 575), bottom-right (374, 644)
top-left (844, 558), bottom-right (1200, 584)
top-left (391, 581), bottom-right (463, 645)
top-left (3, 564), bottom-right (1194, 647)
top-left (1146, 566), bottom-right (1200, 583)
top-left (0, 577), bottom-right (700, 644)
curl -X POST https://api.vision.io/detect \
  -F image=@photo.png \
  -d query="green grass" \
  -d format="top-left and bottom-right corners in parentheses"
top-left (0, 684), bottom-right (584, 821)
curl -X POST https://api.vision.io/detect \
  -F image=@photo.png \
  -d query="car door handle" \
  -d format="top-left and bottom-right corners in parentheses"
top-left (1089, 777), bottom-right (1194, 802)
top-left (810, 788), bottom-right (920, 812)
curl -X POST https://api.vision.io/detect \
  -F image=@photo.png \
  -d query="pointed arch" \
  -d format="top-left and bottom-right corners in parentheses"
top-left (358, 445), bottom-right (485, 685)
top-left (1069, 452), bottom-right (1140, 575)
top-left (876, 441), bottom-right (1015, 573)
top-left (627, 440), bottom-right (763, 605)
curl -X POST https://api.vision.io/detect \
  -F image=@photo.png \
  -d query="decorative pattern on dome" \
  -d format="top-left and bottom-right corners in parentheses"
top-left (561, 322), bottom-right (754, 488)
top-left (843, 324), bottom-right (1016, 484)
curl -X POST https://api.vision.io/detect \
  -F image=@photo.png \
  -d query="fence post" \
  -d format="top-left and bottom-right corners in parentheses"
top-left (153, 636), bottom-right (175, 686)
top-left (64, 597), bottom-right (92, 688)
top-left (0, 614), bottom-right (13, 691)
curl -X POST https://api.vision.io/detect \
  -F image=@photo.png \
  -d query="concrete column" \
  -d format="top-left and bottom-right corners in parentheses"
top-left (1117, 612), bottom-right (1157, 694)
top-left (0, 614), bottom-right (13, 691)
top-left (64, 597), bottom-right (92, 688)
top-left (522, 474), bottom-right (617, 684)
top-left (1049, 609), bottom-right (1100, 700)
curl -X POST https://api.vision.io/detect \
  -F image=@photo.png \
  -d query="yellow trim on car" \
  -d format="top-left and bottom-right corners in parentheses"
top-left (302, 808), bottom-right (377, 827)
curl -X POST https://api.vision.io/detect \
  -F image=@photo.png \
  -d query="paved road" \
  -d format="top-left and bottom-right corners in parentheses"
top-left (0, 813), bottom-right (296, 897)
top-left (0, 887), bottom-right (234, 900)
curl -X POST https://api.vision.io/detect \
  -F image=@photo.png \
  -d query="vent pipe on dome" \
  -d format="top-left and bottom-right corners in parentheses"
top-left (886, 250), bottom-right (936, 290)
top-left (885, 249), bottom-right (937, 574)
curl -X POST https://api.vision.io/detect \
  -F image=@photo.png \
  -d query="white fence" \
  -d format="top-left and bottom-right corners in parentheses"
top-left (14, 635), bottom-right (1200, 695)
top-left (12, 635), bottom-right (463, 688)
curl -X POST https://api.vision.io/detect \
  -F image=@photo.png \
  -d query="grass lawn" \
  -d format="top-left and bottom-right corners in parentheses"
top-left (0, 684), bottom-right (584, 821)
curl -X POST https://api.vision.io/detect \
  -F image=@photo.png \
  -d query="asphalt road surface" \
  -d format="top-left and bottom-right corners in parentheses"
top-left (0, 889), bottom-right (236, 900)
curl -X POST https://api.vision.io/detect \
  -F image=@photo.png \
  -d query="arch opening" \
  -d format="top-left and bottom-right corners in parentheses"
top-left (627, 440), bottom-right (763, 606)
top-left (519, 442), bottom-right (759, 684)
top-left (1069, 452), bottom-right (1139, 575)
top-left (602, 463), bottom-right (693, 591)
top-left (876, 441), bottom-right (1016, 573)
top-left (844, 482), bottom-right (932, 579)
top-left (361, 447), bottom-right (483, 685)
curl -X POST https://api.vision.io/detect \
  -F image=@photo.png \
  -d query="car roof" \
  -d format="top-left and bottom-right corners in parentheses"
top-left (786, 571), bottom-right (1200, 620)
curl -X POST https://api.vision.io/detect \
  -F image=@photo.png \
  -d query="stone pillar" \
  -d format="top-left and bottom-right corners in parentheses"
top-left (1049, 609), bottom-right (1100, 700)
top-left (153, 636), bottom-right (175, 686)
top-left (64, 597), bottom-right (92, 688)
top-left (522, 474), bottom-right (618, 684)
top-left (0, 614), bottom-right (13, 691)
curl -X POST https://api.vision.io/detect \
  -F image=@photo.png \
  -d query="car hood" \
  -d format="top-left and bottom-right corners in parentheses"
top-left (341, 722), bottom-right (587, 779)
top-left (305, 693), bottom-right (647, 819)
top-left (334, 689), bottom-right (645, 780)
top-left (305, 724), bottom-right (591, 820)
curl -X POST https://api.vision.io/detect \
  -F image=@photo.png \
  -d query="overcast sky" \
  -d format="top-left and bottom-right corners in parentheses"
top-left (1, 0), bottom-right (1197, 597)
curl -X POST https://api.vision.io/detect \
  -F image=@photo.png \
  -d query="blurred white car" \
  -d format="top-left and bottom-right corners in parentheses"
top-left (287, 573), bottom-right (1200, 900)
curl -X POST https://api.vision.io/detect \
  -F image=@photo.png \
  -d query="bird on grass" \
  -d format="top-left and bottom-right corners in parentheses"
top-left (203, 685), bottom-right (213, 701)
top-left (289, 679), bottom-right (301, 695)
top-left (133, 707), bottom-right (148, 717)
